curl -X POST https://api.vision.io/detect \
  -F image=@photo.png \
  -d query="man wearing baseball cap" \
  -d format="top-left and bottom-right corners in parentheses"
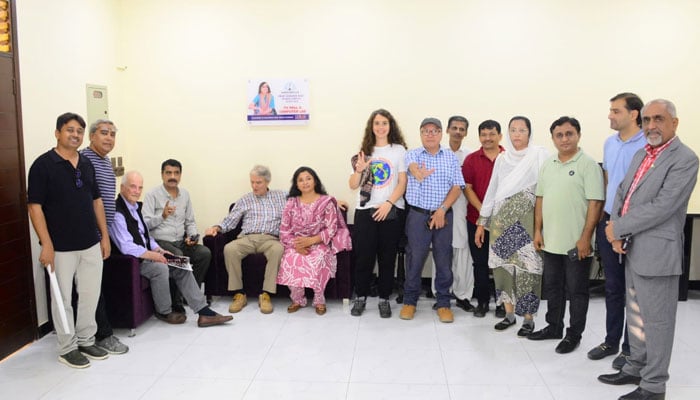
top-left (400, 117), bottom-right (466, 323)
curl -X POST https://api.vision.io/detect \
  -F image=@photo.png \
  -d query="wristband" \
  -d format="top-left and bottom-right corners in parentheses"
top-left (386, 200), bottom-right (394, 206)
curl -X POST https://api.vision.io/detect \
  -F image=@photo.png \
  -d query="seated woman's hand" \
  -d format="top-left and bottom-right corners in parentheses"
top-left (293, 245), bottom-right (310, 255)
top-left (293, 236), bottom-right (317, 250)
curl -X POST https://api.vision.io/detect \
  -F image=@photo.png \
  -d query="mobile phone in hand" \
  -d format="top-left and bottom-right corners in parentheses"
top-left (189, 234), bottom-right (200, 243)
top-left (567, 247), bottom-right (579, 261)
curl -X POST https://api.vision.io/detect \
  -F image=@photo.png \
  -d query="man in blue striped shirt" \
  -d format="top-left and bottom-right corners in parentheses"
top-left (81, 119), bottom-right (129, 355)
top-left (401, 117), bottom-right (466, 323)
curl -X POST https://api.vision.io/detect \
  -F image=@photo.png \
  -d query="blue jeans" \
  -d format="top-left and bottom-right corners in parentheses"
top-left (596, 213), bottom-right (630, 352)
top-left (403, 208), bottom-right (453, 307)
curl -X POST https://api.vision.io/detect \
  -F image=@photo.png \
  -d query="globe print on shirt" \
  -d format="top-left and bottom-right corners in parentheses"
top-left (371, 158), bottom-right (392, 188)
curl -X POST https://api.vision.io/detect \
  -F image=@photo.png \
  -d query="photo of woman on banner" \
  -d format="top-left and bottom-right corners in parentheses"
top-left (248, 81), bottom-right (276, 115)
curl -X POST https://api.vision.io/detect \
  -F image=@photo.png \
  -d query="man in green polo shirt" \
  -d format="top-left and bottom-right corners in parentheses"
top-left (529, 116), bottom-right (604, 354)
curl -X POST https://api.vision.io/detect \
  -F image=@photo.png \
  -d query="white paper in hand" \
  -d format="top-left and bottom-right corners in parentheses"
top-left (47, 265), bottom-right (70, 334)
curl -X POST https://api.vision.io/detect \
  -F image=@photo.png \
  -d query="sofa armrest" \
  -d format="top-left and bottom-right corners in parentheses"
top-left (102, 253), bottom-right (154, 330)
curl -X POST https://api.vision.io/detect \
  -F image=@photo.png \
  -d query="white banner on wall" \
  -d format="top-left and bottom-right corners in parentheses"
top-left (247, 78), bottom-right (309, 126)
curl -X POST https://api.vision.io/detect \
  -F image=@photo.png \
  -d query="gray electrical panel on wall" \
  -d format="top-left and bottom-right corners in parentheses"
top-left (86, 84), bottom-right (108, 124)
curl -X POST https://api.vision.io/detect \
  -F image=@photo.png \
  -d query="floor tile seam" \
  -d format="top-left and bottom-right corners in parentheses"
top-left (36, 368), bottom-right (74, 400)
top-left (136, 345), bottom-right (198, 400)
top-left (520, 339), bottom-right (558, 400)
top-left (245, 312), bottom-right (301, 397)
top-left (431, 316), bottom-right (453, 399)
top-left (344, 312), bottom-right (367, 399)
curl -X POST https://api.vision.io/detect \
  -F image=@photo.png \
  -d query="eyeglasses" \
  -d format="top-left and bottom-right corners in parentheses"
top-left (421, 129), bottom-right (441, 136)
top-left (75, 169), bottom-right (83, 189)
top-left (553, 131), bottom-right (578, 140)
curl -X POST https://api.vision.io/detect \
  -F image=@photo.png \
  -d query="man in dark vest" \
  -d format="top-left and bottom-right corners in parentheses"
top-left (109, 170), bottom-right (232, 327)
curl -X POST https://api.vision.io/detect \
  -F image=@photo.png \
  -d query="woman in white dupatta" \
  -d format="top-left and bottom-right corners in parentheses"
top-left (475, 116), bottom-right (549, 336)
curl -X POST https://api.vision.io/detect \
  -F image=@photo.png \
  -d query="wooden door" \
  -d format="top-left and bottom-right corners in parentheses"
top-left (0, 0), bottom-right (37, 361)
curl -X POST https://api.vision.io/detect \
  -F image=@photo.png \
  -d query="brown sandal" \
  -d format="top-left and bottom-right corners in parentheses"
top-left (287, 303), bottom-right (302, 313)
top-left (315, 304), bottom-right (326, 315)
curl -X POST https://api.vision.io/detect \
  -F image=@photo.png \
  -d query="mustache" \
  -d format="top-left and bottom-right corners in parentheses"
top-left (168, 179), bottom-right (178, 183)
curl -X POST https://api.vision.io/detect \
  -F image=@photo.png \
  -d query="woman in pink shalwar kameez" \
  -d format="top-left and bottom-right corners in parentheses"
top-left (277, 167), bottom-right (352, 315)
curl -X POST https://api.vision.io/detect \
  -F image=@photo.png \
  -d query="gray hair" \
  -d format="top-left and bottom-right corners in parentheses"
top-left (642, 99), bottom-right (677, 118)
top-left (89, 119), bottom-right (118, 134)
top-left (250, 165), bottom-right (271, 182)
top-left (121, 170), bottom-right (142, 185)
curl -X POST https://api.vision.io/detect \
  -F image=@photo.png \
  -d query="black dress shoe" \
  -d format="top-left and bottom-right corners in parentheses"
top-left (473, 303), bottom-right (488, 318)
top-left (455, 298), bottom-right (475, 312)
top-left (619, 387), bottom-right (665, 400)
top-left (517, 323), bottom-right (534, 337)
top-left (494, 317), bottom-right (516, 330)
top-left (494, 305), bottom-right (506, 318)
top-left (555, 336), bottom-right (580, 354)
top-left (588, 342), bottom-right (618, 360)
top-left (613, 351), bottom-right (630, 370)
top-left (597, 371), bottom-right (642, 386)
top-left (527, 326), bottom-right (563, 341)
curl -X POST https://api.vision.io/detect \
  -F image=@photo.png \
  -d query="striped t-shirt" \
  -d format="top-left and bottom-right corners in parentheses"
top-left (81, 147), bottom-right (117, 227)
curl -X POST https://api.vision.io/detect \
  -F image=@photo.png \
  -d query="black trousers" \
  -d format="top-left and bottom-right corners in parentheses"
top-left (352, 207), bottom-right (403, 299)
top-left (94, 292), bottom-right (113, 341)
top-left (542, 251), bottom-right (591, 338)
top-left (467, 221), bottom-right (492, 305)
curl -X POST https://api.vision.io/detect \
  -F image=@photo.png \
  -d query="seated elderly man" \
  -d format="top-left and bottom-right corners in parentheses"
top-left (110, 171), bottom-right (232, 327)
top-left (205, 165), bottom-right (286, 314)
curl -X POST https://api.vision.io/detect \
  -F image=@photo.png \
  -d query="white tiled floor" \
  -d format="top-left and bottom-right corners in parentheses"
top-left (2, 291), bottom-right (700, 400)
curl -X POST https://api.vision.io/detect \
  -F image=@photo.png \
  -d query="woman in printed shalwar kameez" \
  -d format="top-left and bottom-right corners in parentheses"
top-left (474, 116), bottom-right (549, 336)
top-left (277, 167), bottom-right (352, 316)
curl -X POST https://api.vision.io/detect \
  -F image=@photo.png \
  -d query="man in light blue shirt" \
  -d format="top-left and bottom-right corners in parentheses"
top-left (587, 93), bottom-right (646, 369)
top-left (400, 117), bottom-right (465, 323)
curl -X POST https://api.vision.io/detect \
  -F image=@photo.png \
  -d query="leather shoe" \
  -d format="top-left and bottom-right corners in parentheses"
top-left (455, 298), bottom-right (475, 312)
top-left (197, 312), bottom-right (233, 327)
top-left (527, 326), bottom-right (563, 341)
top-left (315, 304), bottom-right (327, 316)
top-left (287, 303), bottom-right (303, 313)
top-left (613, 351), bottom-right (630, 370)
top-left (619, 387), bottom-right (665, 400)
top-left (473, 303), bottom-right (488, 318)
top-left (588, 342), bottom-right (618, 360)
top-left (517, 323), bottom-right (534, 337)
top-left (555, 336), bottom-right (580, 354)
top-left (156, 312), bottom-right (187, 324)
top-left (494, 305), bottom-right (506, 318)
top-left (597, 371), bottom-right (642, 386)
top-left (494, 317), bottom-right (516, 331)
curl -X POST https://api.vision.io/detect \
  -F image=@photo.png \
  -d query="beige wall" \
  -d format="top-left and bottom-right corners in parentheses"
top-left (16, 0), bottom-right (121, 325)
top-left (16, 0), bottom-right (700, 325)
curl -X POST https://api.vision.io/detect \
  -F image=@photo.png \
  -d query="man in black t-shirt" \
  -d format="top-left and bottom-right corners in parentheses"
top-left (28, 112), bottom-right (111, 369)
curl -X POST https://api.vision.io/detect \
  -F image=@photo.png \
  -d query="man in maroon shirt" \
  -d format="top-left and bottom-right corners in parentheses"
top-left (462, 120), bottom-right (505, 317)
